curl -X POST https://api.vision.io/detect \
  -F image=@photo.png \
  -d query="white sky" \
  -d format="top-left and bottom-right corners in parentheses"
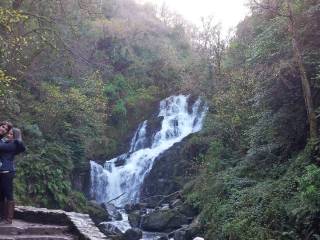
top-left (137, 0), bottom-right (250, 33)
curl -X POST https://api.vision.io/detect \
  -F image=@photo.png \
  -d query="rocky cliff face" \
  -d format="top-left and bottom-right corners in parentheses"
top-left (140, 134), bottom-right (208, 204)
top-left (71, 166), bottom-right (91, 197)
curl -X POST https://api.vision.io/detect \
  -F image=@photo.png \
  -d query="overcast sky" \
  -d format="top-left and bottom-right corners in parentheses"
top-left (137, 0), bottom-right (250, 33)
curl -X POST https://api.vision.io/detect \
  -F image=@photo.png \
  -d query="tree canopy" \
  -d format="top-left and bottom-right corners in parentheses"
top-left (1, 0), bottom-right (320, 238)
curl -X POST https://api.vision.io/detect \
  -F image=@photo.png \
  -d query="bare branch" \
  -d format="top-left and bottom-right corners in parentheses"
top-left (140, 191), bottom-right (182, 207)
top-left (251, 0), bottom-right (290, 18)
top-left (106, 192), bottom-right (126, 204)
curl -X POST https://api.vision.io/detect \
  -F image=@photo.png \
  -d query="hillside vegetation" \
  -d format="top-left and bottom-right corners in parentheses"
top-left (185, 0), bottom-right (320, 239)
top-left (1, 0), bottom-right (320, 239)
top-left (0, 0), bottom-right (196, 210)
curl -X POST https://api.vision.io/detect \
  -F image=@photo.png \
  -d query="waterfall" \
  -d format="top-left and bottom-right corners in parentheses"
top-left (90, 95), bottom-right (207, 206)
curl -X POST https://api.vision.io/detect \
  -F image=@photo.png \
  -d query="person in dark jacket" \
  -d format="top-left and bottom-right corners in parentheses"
top-left (0, 128), bottom-right (25, 224)
top-left (0, 121), bottom-right (13, 222)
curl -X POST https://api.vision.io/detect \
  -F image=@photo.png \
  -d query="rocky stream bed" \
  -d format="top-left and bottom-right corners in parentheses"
top-left (89, 194), bottom-right (204, 240)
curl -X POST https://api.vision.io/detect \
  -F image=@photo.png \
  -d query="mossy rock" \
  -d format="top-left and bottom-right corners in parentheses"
top-left (86, 201), bottom-right (110, 224)
top-left (141, 209), bottom-right (188, 232)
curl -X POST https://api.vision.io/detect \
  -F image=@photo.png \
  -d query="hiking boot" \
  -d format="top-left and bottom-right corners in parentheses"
top-left (0, 201), bottom-right (4, 220)
top-left (3, 200), bottom-right (14, 224)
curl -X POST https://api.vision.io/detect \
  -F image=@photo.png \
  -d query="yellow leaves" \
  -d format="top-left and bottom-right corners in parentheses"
top-left (0, 8), bottom-right (28, 33)
top-left (0, 69), bottom-right (14, 96)
top-left (89, 19), bottom-right (112, 37)
top-left (0, 8), bottom-right (29, 67)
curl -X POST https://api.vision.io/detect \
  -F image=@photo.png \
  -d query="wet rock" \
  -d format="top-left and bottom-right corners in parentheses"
top-left (171, 199), bottom-right (183, 208)
top-left (172, 225), bottom-right (196, 240)
top-left (140, 118), bottom-right (211, 205)
top-left (123, 228), bottom-right (142, 240)
top-left (109, 235), bottom-right (124, 240)
top-left (160, 204), bottom-right (170, 210)
top-left (157, 236), bottom-right (169, 240)
top-left (141, 209), bottom-right (189, 232)
top-left (175, 202), bottom-right (197, 218)
top-left (141, 196), bottom-right (163, 208)
top-left (101, 203), bottom-right (122, 221)
top-left (172, 216), bottom-right (202, 240)
top-left (98, 222), bottom-right (123, 236)
top-left (174, 228), bottom-right (187, 240)
top-left (71, 162), bottom-right (91, 195)
top-left (186, 95), bottom-right (198, 114)
top-left (87, 200), bottom-right (111, 224)
top-left (129, 115), bottom-right (164, 153)
top-left (124, 203), bottom-right (147, 213)
top-left (114, 154), bottom-right (129, 167)
top-left (168, 231), bottom-right (174, 239)
top-left (128, 211), bottom-right (141, 228)
top-left (140, 135), bottom-right (200, 204)
top-left (144, 116), bottom-right (164, 148)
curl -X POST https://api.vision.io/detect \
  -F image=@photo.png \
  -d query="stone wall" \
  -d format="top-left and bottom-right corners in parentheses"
top-left (15, 206), bottom-right (108, 240)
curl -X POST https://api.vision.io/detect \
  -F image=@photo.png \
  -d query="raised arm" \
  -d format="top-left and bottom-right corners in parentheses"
top-left (14, 140), bottom-right (26, 154)
top-left (0, 141), bottom-right (18, 152)
top-left (0, 140), bottom-right (26, 154)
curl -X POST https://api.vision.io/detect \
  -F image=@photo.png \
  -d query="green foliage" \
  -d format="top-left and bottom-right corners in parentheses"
top-left (15, 142), bottom-right (73, 207)
top-left (298, 164), bottom-right (320, 211)
top-left (186, 140), bottom-right (316, 239)
top-left (0, 7), bottom-right (27, 95)
top-left (0, 0), bottom-right (192, 212)
top-left (111, 99), bottom-right (127, 122)
top-left (103, 73), bottom-right (160, 144)
top-left (104, 74), bottom-right (130, 101)
top-left (1, 1), bottom-right (319, 238)
top-left (185, 1), bottom-right (320, 239)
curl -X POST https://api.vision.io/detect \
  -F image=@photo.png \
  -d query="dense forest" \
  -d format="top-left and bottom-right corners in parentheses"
top-left (1, 0), bottom-right (320, 239)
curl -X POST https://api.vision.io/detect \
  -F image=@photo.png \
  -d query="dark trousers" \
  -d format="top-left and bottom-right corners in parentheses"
top-left (0, 172), bottom-right (15, 201)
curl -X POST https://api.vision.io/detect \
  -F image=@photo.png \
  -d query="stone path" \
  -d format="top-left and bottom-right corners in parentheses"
top-left (0, 206), bottom-right (108, 240)
top-left (0, 220), bottom-right (75, 240)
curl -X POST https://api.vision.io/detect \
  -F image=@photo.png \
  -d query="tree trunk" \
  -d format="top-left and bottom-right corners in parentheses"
top-left (12, 0), bottom-right (24, 10)
top-left (287, 0), bottom-right (318, 139)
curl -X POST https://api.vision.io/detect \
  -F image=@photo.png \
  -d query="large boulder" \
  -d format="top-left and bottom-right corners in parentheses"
top-left (157, 237), bottom-right (169, 240)
top-left (140, 135), bottom-right (208, 204)
top-left (124, 203), bottom-right (147, 214)
top-left (128, 211), bottom-right (141, 228)
top-left (172, 225), bottom-right (199, 240)
top-left (123, 228), bottom-right (142, 240)
top-left (171, 216), bottom-right (202, 240)
top-left (101, 203), bottom-right (122, 221)
top-left (171, 200), bottom-right (197, 218)
top-left (140, 209), bottom-right (189, 232)
top-left (98, 222), bottom-right (123, 236)
top-left (173, 227), bottom-right (188, 240)
top-left (87, 201), bottom-right (111, 224)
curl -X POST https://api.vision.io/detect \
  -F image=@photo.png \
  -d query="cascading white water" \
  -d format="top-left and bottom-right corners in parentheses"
top-left (90, 95), bottom-right (207, 207)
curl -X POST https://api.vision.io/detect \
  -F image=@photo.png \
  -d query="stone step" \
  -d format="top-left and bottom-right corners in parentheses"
top-left (0, 221), bottom-right (70, 236)
top-left (0, 235), bottom-right (75, 240)
top-left (0, 225), bottom-right (70, 235)
top-left (15, 206), bottom-right (108, 240)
